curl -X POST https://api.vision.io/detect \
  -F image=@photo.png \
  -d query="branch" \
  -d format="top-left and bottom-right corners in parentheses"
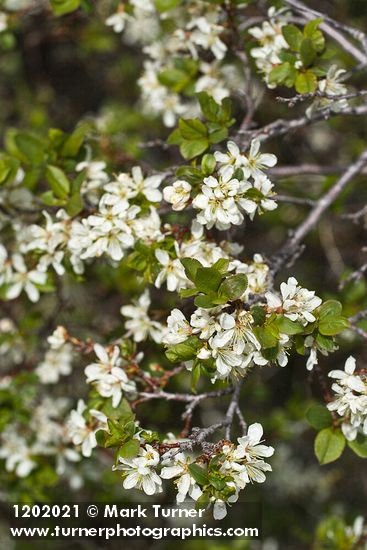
top-left (276, 90), bottom-right (367, 107)
top-left (238, 105), bottom-right (367, 145)
top-left (348, 310), bottom-right (367, 340)
top-left (270, 165), bottom-right (367, 178)
top-left (271, 148), bottom-right (367, 274)
top-left (339, 260), bottom-right (367, 289)
top-left (135, 386), bottom-right (234, 405)
top-left (174, 381), bottom-right (244, 452)
top-left (276, 194), bottom-right (316, 206)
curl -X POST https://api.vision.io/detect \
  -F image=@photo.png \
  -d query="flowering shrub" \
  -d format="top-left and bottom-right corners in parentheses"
top-left (0, 0), bottom-right (367, 548)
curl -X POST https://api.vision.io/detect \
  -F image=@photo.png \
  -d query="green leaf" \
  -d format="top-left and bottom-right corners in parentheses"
top-left (262, 345), bottom-right (279, 361)
top-left (45, 165), bottom-right (71, 199)
top-left (103, 397), bottom-right (134, 424)
top-left (0, 157), bottom-right (20, 185)
top-left (104, 419), bottom-right (128, 448)
top-left (50, 0), bottom-right (80, 15)
top-left (304, 18), bottom-right (325, 52)
top-left (306, 404), bottom-right (333, 430)
top-left (165, 335), bottom-right (201, 363)
top-left (66, 192), bottom-right (83, 216)
top-left (119, 439), bottom-right (140, 459)
top-left (208, 127), bottom-right (228, 144)
top-left (318, 303), bottom-right (350, 337)
top-left (300, 38), bottom-right (317, 67)
top-left (122, 420), bottom-right (136, 439)
top-left (316, 333), bottom-right (338, 352)
top-left (282, 24), bottom-right (304, 51)
top-left (347, 435), bottom-right (367, 458)
top-left (295, 70), bottom-right (317, 93)
top-left (319, 300), bottom-right (342, 318)
top-left (180, 288), bottom-right (198, 298)
top-left (219, 274), bottom-right (248, 300)
top-left (201, 153), bottom-right (216, 175)
top-left (268, 62), bottom-right (291, 85)
top-left (181, 139), bottom-right (209, 160)
top-left (318, 317), bottom-right (349, 336)
top-left (158, 68), bottom-right (191, 93)
top-left (194, 294), bottom-right (216, 308)
top-left (167, 128), bottom-right (183, 145)
top-left (208, 473), bottom-right (226, 490)
top-left (154, 0), bottom-right (180, 12)
top-left (251, 306), bottom-right (266, 326)
top-left (197, 92), bottom-right (232, 125)
top-left (314, 427), bottom-right (345, 465)
top-left (254, 326), bottom-right (278, 349)
top-left (179, 118), bottom-right (208, 140)
top-left (175, 165), bottom-right (203, 184)
top-left (181, 258), bottom-right (203, 282)
top-left (212, 258), bottom-right (230, 275)
top-left (61, 124), bottom-right (89, 157)
top-left (195, 267), bottom-right (223, 293)
top-left (276, 315), bottom-right (304, 335)
top-left (191, 362), bottom-right (201, 393)
top-left (14, 132), bottom-right (45, 164)
top-left (188, 464), bottom-right (209, 486)
top-left (195, 492), bottom-right (210, 510)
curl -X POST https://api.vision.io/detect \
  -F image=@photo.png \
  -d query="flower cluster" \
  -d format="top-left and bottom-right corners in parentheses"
top-left (68, 166), bottom-right (164, 263)
top-left (35, 343), bottom-right (73, 385)
top-left (327, 356), bottom-right (367, 441)
top-left (249, 8), bottom-right (349, 117)
top-left (306, 65), bottom-right (349, 117)
top-left (66, 399), bottom-right (109, 458)
top-left (163, 276), bottom-right (322, 380)
top-left (121, 290), bottom-right (165, 344)
top-left (0, 397), bottom-right (81, 479)
top-left (84, 344), bottom-right (137, 408)
top-left (114, 422), bottom-right (273, 520)
top-left (1, 246), bottom-right (47, 303)
top-left (265, 276), bottom-right (322, 326)
top-left (0, 163), bottom-right (166, 305)
top-left (248, 7), bottom-right (289, 88)
top-left (105, 0), bottom-right (239, 126)
top-left (164, 139), bottom-right (277, 230)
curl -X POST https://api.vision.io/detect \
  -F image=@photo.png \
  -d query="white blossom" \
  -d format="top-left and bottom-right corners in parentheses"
top-left (115, 444), bottom-right (162, 495)
top-left (266, 277), bottom-right (322, 325)
top-left (160, 452), bottom-right (202, 504)
top-left (121, 290), bottom-right (164, 343)
top-left (327, 356), bottom-right (367, 441)
top-left (163, 308), bottom-right (193, 345)
top-left (154, 248), bottom-right (187, 291)
top-left (6, 254), bottom-right (47, 303)
top-left (66, 400), bottom-right (108, 458)
top-left (163, 180), bottom-right (192, 211)
top-left (242, 139), bottom-right (277, 179)
top-left (35, 344), bottom-right (73, 384)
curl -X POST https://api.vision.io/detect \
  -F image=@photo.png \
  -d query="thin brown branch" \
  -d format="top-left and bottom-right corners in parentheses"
top-left (238, 104), bottom-right (367, 145)
top-left (271, 148), bottom-right (367, 274)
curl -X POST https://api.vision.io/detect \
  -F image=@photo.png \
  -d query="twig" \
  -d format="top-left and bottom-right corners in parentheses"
top-left (339, 262), bottom-right (367, 289)
top-left (270, 165), bottom-right (367, 178)
top-left (238, 104), bottom-right (367, 145)
top-left (271, 148), bottom-right (367, 274)
top-left (135, 386), bottom-right (234, 405)
top-left (276, 194), bottom-right (316, 206)
top-left (236, 405), bottom-right (247, 435)
top-left (276, 90), bottom-right (367, 107)
top-left (348, 310), bottom-right (367, 340)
